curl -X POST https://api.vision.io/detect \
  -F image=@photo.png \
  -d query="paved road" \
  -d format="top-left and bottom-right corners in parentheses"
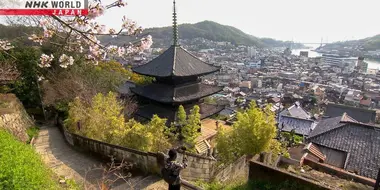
top-left (34, 126), bottom-right (168, 190)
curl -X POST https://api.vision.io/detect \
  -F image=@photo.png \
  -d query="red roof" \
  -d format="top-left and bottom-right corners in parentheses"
top-left (360, 99), bottom-right (371, 106)
top-left (305, 143), bottom-right (326, 162)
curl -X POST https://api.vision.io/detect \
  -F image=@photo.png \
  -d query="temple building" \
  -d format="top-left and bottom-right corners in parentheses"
top-left (130, 0), bottom-right (224, 125)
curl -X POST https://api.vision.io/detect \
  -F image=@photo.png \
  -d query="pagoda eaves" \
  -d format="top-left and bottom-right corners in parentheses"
top-left (132, 45), bottom-right (220, 78)
top-left (131, 82), bottom-right (223, 104)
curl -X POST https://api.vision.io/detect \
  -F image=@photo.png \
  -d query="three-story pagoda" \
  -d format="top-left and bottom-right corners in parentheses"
top-left (130, 0), bottom-right (223, 124)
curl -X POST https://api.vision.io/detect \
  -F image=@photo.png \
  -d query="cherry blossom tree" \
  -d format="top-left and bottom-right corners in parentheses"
top-left (0, 39), bottom-right (19, 85)
top-left (25, 0), bottom-right (153, 68)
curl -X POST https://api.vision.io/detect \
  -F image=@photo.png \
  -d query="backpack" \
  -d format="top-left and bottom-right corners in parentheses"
top-left (161, 162), bottom-right (179, 184)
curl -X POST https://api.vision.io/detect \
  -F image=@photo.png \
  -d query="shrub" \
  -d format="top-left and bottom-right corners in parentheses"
top-left (65, 92), bottom-right (172, 152)
top-left (26, 126), bottom-right (39, 144)
top-left (0, 129), bottom-right (58, 189)
top-left (216, 102), bottom-right (279, 163)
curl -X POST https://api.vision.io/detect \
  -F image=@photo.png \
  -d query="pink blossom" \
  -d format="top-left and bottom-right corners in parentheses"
top-left (43, 30), bottom-right (54, 38)
top-left (28, 34), bottom-right (44, 45)
top-left (87, 3), bottom-right (105, 19)
top-left (0, 39), bottom-right (14, 50)
top-left (121, 16), bottom-right (141, 35)
top-left (117, 47), bottom-right (125, 56)
top-left (58, 54), bottom-right (74, 68)
top-left (109, 28), bottom-right (116, 34)
top-left (39, 19), bottom-right (49, 28)
top-left (140, 35), bottom-right (153, 50)
top-left (39, 54), bottom-right (54, 68)
top-left (107, 45), bottom-right (118, 54)
top-left (37, 76), bottom-right (45, 81)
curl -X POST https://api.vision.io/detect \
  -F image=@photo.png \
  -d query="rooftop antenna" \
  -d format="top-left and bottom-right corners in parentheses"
top-left (173, 0), bottom-right (179, 46)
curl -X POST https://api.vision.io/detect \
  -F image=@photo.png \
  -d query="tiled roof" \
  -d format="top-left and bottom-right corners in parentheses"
top-left (131, 83), bottom-right (223, 104)
top-left (307, 117), bottom-right (380, 179)
top-left (280, 103), bottom-right (310, 120)
top-left (132, 45), bottom-right (220, 77)
top-left (308, 114), bottom-right (348, 138)
top-left (278, 115), bottom-right (316, 136)
top-left (325, 103), bottom-right (376, 123)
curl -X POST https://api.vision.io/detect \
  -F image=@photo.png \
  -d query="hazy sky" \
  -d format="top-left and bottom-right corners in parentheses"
top-left (1, 0), bottom-right (379, 43)
top-left (96, 0), bottom-right (380, 43)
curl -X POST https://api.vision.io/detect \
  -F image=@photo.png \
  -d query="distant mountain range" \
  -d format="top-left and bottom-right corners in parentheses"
top-left (322, 34), bottom-right (380, 51)
top-left (101, 21), bottom-right (304, 48)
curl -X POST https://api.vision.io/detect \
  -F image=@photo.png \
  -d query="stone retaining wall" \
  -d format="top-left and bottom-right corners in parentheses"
top-left (62, 128), bottom-right (217, 182)
top-left (249, 160), bottom-right (330, 190)
top-left (0, 94), bottom-right (33, 142)
top-left (213, 155), bottom-right (247, 182)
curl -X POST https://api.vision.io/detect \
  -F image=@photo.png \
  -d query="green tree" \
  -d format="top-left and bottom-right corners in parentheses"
top-left (42, 60), bottom-right (153, 115)
top-left (65, 92), bottom-right (126, 143)
top-left (182, 105), bottom-right (201, 149)
top-left (216, 101), bottom-right (279, 163)
top-left (120, 119), bottom-right (151, 151)
top-left (65, 92), bottom-right (172, 152)
top-left (177, 105), bottom-right (187, 126)
top-left (146, 115), bottom-right (172, 152)
top-left (1, 46), bottom-right (42, 109)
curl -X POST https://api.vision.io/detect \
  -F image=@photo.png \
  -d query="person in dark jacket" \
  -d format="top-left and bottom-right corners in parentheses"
top-left (162, 148), bottom-right (187, 190)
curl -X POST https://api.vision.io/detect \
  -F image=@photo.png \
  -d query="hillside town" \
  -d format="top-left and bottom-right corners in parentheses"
top-left (122, 35), bottom-right (380, 188)
top-left (140, 37), bottom-right (380, 117)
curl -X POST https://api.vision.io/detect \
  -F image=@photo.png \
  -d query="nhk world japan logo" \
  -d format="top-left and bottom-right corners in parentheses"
top-left (0, 0), bottom-right (89, 16)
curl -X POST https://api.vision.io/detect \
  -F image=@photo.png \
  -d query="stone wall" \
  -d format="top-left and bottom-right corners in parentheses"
top-left (179, 151), bottom-right (217, 182)
top-left (0, 94), bottom-right (33, 142)
top-left (249, 160), bottom-right (330, 190)
top-left (213, 155), bottom-right (247, 182)
top-left (303, 158), bottom-right (376, 187)
top-left (62, 128), bottom-right (218, 182)
top-left (276, 156), bottom-right (301, 167)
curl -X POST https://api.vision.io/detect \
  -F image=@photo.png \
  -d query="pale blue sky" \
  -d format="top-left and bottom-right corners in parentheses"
top-left (96, 0), bottom-right (380, 43)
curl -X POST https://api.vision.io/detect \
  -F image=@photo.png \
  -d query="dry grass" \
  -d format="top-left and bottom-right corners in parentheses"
top-left (283, 165), bottom-right (373, 190)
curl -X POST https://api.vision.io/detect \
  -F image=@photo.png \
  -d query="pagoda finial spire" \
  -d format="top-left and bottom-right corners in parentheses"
top-left (173, 0), bottom-right (179, 46)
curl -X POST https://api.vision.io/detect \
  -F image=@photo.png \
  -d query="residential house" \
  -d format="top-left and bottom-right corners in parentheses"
top-left (325, 103), bottom-right (376, 123)
top-left (359, 98), bottom-right (372, 108)
top-left (344, 90), bottom-right (362, 106)
top-left (278, 115), bottom-right (317, 137)
top-left (311, 85), bottom-right (325, 102)
top-left (280, 102), bottom-right (311, 120)
top-left (219, 107), bottom-right (237, 119)
top-left (306, 113), bottom-right (380, 179)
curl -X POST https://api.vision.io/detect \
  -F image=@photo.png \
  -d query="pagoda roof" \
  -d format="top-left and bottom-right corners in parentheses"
top-left (131, 82), bottom-right (222, 104)
top-left (135, 103), bottom-right (224, 124)
top-left (132, 45), bottom-right (220, 77)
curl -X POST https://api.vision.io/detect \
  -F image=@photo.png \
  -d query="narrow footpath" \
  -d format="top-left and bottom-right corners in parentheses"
top-left (34, 125), bottom-right (168, 190)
